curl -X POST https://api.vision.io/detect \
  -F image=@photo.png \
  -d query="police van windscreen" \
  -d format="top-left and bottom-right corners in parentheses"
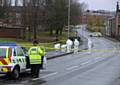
top-left (0, 48), bottom-right (7, 58)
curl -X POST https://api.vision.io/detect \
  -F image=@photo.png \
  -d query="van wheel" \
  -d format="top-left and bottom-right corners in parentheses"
top-left (12, 67), bottom-right (20, 79)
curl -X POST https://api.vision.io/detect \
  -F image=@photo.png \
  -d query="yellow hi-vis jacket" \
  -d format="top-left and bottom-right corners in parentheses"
top-left (28, 46), bottom-right (44, 64)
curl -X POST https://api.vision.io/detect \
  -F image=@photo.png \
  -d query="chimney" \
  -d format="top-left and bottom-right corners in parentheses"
top-left (117, 1), bottom-right (119, 12)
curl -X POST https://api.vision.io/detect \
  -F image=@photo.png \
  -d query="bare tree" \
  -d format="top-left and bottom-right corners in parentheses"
top-left (21, 0), bottom-right (46, 41)
top-left (20, 0), bottom-right (85, 41)
top-left (45, 0), bottom-right (83, 40)
top-left (0, 0), bottom-right (5, 18)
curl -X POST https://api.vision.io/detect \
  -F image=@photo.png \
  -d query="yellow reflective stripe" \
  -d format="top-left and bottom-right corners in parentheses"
top-left (6, 48), bottom-right (8, 58)
top-left (0, 61), bottom-right (2, 65)
top-left (4, 48), bottom-right (10, 64)
top-left (29, 59), bottom-right (41, 64)
top-left (30, 62), bottom-right (41, 64)
top-left (30, 60), bottom-right (41, 62)
top-left (2, 68), bottom-right (8, 72)
top-left (4, 59), bottom-right (10, 64)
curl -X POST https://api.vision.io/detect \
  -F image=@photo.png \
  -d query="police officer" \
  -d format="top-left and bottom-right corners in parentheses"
top-left (28, 41), bottom-right (44, 78)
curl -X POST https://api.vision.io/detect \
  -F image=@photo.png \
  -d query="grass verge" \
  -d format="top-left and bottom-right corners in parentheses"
top-left (0, 31), bottom-right (76, 52)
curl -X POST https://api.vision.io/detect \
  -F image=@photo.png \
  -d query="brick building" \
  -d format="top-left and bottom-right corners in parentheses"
top-left (0, 26), bottom-right (24, 38)
top-left (103, 2), bottom-right (120, 40)
top-left (116, 2), bottom-right (120, 38)
top-left (0, 6), bottom-right (24, 38)
top-left (80, 10), bottom-right (114, 32)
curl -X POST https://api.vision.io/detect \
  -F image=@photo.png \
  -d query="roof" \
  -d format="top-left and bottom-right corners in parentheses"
top-left (0, 42), bottom-right (17, 46)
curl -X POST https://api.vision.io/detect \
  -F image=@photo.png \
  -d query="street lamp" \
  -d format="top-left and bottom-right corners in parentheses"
top-left (68, 0), bottom-right (70, 38)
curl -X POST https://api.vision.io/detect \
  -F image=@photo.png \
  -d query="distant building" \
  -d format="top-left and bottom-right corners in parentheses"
top-left (0, 6), bottom-right (22, 26)
top-left (0, 6), bottom-right (24, 39)
top-left (80, 10), bottom-right (114, 32)
top-left (105, 17), bottom-right (116, 36)
top-left (116, 2), bottom-right (120, 38)
top-left (81, 10), bottom-right (113, 24)
top-left (104, 2), bottom-right (120, 40)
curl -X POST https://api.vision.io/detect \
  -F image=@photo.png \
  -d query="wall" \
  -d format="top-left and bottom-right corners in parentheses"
top-left (0, 27), bottom-right (22, 38)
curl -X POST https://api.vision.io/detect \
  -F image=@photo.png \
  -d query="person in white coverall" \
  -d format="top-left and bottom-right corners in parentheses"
top-left (74, 39), bottom-right (79, 54)
top-left (87, 38), bottom-right (92, 53)
top-left (66, 39), bottom-right (73, 53)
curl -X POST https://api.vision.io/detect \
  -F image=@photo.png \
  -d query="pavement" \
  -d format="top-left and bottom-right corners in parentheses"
top-left (104, 35), bottom-right (120, 42)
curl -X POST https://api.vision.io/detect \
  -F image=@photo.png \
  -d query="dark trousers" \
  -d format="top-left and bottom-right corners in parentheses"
top-left (41, 56), bottom-right (44, 69)
top-left (31, 64), bottom-right (41, 78)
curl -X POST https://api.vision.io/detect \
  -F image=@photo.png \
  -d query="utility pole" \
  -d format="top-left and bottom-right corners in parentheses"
top-left (68, 0), bottom-right (70, 38)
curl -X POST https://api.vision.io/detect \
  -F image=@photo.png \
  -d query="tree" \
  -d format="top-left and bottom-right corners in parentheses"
top-left (53, 0), bottom-right (68, 36)
top-left (0, 0), bottom-right (5, 19)
top-left (0, 0), bottom-right (12, 19)
top-left (45, 0), bottom-right (83, 40)
top-left (70, 0), bottom-right (81, 25)
top-left (21, 0), bottom-right (85, 41)
top-left (45, 0), bottom-right (56, 35)
top-left (22, 0), bottom-right (46, 40)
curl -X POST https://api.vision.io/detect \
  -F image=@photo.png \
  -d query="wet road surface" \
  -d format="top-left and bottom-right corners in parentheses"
top-left (0, 29), bottom-right (120, 85)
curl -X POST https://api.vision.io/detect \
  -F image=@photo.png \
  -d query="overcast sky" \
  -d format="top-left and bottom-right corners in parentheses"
top-left (79, 0), bottom-right (119, 11)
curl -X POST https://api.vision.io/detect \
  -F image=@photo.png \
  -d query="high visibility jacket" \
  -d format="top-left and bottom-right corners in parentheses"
top-left (28, 46), bottom-right (44, 64)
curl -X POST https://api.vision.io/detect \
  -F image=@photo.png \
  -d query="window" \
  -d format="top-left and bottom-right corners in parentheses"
top-left (14, 48), bottom-right (17, 56)
top-left (0, 48), bottom-right (7, 58)
top-left (21, 47), bottom-right (28, 54)
top-left (8, 48), bottom-right (12, 58)
top-left (16, 47), bottom-right (24, 56)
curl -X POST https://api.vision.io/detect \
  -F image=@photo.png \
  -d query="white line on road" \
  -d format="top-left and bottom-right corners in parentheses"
top-left (32, 77), bottom-right (41, 81)
top-left (70, 68), bottom-right (81, 73)
top-left (67, 61), bottom-right (94, 73)
top-left (81, 61), bottom-right (91, 65)
top-left (40, 72), bottom-right (58, 79)
top-left (21, 80), bottom-right (29, 84)
top-left (66, 66), bottom-right (79, 70)
top-left (32, 72), bottom-right (58, 81)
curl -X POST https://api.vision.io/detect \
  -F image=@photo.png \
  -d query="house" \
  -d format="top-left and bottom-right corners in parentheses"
top-left (104, 2), bottom-right (120, 40)
top-left (116, 2), bottom-right (120, 38)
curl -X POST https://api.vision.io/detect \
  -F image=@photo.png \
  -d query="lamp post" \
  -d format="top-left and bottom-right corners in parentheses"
top-left (68, 0), bottom-right (70, 38)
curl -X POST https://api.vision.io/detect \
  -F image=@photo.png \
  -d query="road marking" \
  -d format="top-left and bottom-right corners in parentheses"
top-left (70, 68), bottom-right (81, 72)
top-left (40, 72), bottom-right (58, 79)
top-left (32, 72), bottom-right (58, 81)
top-left (67, 60), bottom-right (96, 73)
top-left (21, 80), bottom-right (29, 83)
top-left (67, 67), bottom-right (83, 73)
top-left (66, 66), bottom-right (79, 70)
top-left (32, 77), bottom-right (41, 81)
top-left (81, 61), bottom-right (91, 65)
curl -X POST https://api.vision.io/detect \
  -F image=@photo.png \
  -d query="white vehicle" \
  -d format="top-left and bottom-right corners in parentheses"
top-left (89, 32), bottom-right (102, 37)
top-left (0, 43), bottom-right (30, 79)
top-left (0, 43), bottom-right (46, 79)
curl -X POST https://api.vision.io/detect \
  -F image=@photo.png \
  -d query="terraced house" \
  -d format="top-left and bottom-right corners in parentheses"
top-left (105, 2), bottom-right (120, 40)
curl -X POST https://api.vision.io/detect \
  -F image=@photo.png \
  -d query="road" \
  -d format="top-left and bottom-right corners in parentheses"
top-left (0, 29), bottom-right (120, 85)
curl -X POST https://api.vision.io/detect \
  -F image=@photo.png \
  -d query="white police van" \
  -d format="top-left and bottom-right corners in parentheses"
top-left (0, 42), bottom-right (30, 79)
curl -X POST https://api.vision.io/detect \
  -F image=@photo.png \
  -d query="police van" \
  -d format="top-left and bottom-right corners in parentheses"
top-left (0, 42), bottom-right (31, 79)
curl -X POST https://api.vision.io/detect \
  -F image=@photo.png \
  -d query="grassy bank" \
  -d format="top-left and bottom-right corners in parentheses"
top-left (0, 31), bottom-right (76, 51)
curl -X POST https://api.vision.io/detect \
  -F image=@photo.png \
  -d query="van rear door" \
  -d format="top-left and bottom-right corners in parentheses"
top-left (0, 47), bottom-right (8, 65)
